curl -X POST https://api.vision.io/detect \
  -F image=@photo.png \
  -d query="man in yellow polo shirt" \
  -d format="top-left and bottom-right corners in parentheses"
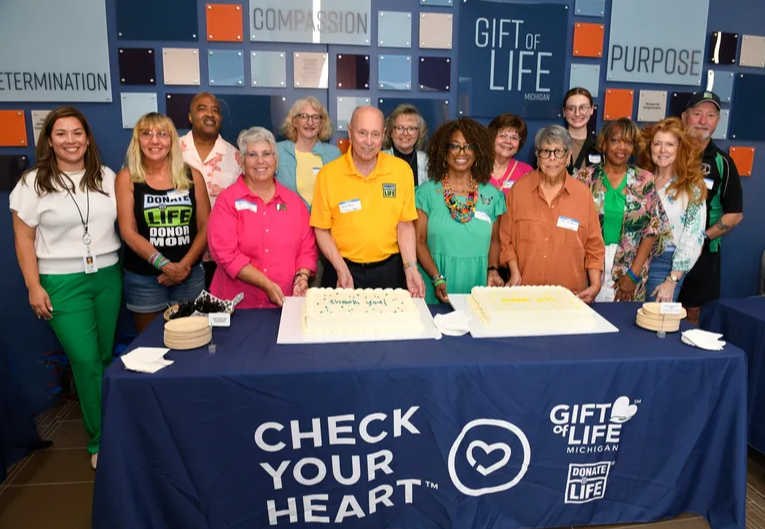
top-left (311, 106), bottom-right (425, 296)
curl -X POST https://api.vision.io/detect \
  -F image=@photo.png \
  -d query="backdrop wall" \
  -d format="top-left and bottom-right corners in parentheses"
top-left (0, 0), bottom-right (763, 413)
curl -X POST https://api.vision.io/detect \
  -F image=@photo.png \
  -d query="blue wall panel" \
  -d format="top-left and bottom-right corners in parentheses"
top-left (0, 0), bottom-right (764, 414)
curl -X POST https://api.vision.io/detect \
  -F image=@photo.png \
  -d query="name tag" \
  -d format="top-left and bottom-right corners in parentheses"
top-left (83, 252), bottom-right (98, 274)
top-left (474, 210), bottom-right (492, 223)
top-left (167, 190), bottom-right (189, 199)
top-left (588, 154), bottom-right (602, 164)
top-left (502, 180), bottom-right (514, 189)
top-left (235, 199), bottom-right (258, 213)
top-left (703, 177), bottom-right (714, 190)
top-left (660, 302), bottom-right (682, 315)
top-left (339, 199), bottom-right (362, 214)
top-left (313, 167), bottom-right (321, 175)
top-left (557, 216), bottom-right (579, 231)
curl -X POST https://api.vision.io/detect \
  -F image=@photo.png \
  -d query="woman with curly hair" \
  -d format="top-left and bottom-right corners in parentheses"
top-left (414, 118), bottom-right (505, 303)
top-left (575, 118), bottom-right (670, 302)
top-left (639, 117), bottom-right (707, 302)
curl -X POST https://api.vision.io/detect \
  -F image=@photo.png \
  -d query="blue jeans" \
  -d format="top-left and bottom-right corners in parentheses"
top-left (646, 248), bottom-right (685, 302)
top-left (123, 264), bottom-right (205, 313)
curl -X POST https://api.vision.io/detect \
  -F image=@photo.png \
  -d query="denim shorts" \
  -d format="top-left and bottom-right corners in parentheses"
top-left (646, 248), bottom-right (685, 302)
top-left (123, 264), bottom-right (205, 313)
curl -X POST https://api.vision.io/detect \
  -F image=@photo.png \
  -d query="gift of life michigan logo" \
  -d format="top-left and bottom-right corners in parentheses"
top-left (448, 419), bottom-right (531, 497)
top-left (549, 396), bottom-right (639, 504)
top-left (144, 191), bottom-right (193, 248)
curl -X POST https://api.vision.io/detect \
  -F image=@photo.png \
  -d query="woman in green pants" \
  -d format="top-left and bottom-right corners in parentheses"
top-left (10, 107), bottom-right (122, 471)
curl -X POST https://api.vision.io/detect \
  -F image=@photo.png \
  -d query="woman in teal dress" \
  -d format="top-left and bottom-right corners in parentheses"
top-left (415, 118), bottom-right (506, 304)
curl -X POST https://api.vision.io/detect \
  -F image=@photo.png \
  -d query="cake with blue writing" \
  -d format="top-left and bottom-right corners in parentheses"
top-left (469, 285), bottom-right (595, 329)
top-left (303, 288), bottom-right (422, 334)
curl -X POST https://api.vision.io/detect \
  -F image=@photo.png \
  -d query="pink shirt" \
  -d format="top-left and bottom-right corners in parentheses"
top-left (489, 158), bottom-right (534, 195)
top-left (208, 177), bottom-right (318, 309)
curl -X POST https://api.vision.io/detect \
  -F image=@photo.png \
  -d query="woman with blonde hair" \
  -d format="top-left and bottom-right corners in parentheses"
top-left (575, 118), bottom-right (670, 302)
top-left (382, 103), bottom-right (429, 186)
top-left (116, 112), bottom-right (210, 332)
top-left (10, 106), bottom-right (121, 469)
top-left (640, 117), bottom-right (707, 302)
top-left (275, 97), bottom-right (340, 211)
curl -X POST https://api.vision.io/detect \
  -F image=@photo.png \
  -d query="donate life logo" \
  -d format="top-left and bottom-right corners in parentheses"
top-left (448, 419), bottom-right (531, 497)
top-left (550, 396), bottom-right (639, 454)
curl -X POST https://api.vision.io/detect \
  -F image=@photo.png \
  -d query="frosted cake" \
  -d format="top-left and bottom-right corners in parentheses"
top-left (469, 285), bottom-right (595, 329)
top-left (303, 288), bottom-right (423, 335)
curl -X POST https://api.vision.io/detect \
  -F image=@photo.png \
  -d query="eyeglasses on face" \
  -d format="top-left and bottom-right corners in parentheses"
top-left (245, 151), bottom-right (274, 161)
top-left (497, 132), bottom-right (521, 142)
top-left (296, 113), bottom-right (323, 122)
top-left (537, 148), bottom-right (568, 159)
top-left (564, 104), bottom-right (592, 115)
top-left (394, 125), bottom-right (418, 135)
top-left (447, 143), bottom-right (476, 154)
top-left (139, 130), bottom-right (170, 140)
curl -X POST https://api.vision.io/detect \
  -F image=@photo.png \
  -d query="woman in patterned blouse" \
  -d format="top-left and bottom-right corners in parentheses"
top-left (639, 117), bottom-right (707, 302)
top-left (575, 118), bottom-right (670, 302)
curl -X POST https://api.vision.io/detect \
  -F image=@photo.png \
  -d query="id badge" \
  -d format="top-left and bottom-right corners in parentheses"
top-left (557, 216), bottom-right (580, 231)
top-left (84, 251), bottom-right (98, 274)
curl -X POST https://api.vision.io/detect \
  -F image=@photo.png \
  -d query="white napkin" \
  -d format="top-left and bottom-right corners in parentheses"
top-left (681, 329), bottom-right (726, 351)
top-left (121, 347), bottom-right (174, 373)
top-left (434, 310), bottom-right (472, 336)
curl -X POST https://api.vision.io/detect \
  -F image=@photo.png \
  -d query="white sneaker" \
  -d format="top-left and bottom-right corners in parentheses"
top-left (90, 452), bottom-right (98, 470)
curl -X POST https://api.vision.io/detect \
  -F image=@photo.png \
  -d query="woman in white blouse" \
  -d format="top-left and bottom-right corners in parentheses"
top-left (10, 107), bottom-right (121, 471)
top-left (640, 117), bottom-right (707, 302)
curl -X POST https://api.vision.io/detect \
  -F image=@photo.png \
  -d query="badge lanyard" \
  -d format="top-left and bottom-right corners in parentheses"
top-left (65, 185), bottom-right (91, 247)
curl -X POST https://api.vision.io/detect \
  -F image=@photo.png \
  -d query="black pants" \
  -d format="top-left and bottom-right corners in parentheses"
top-left (203, 261), bottom-right (217, 290)
top-left (678, 245), bottom-right (721, 307)
top-left (321, 253), bottom-right (405, 289)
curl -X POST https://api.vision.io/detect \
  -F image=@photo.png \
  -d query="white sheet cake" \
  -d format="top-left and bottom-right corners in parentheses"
top-left (303, 288), bottom-right (423, 335)
top-left (469, 285), bottom-right (595, 329)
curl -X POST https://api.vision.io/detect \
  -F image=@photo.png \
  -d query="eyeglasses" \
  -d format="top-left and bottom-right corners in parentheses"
top-left (394, 125), bottom-right (418, 135)
top-left (497, 132), bottom-right (521, 142)
top-left (139, 130), bottom-right (170, 140)
top-left (537, 148), bottom-right (568, 159)
top-left (447, 143), bottom-right (476, 154)
top-left (245, 151), bottom-right (274, 161)
top-left (564, 104), bottom-right (592, 115)
top-left (296, 113), bottom-right (323, 122)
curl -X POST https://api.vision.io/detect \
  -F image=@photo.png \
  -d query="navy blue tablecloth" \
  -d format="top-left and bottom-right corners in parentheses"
top-left (706, 296), bottom-right (765, 453)
top-left (93, 303), bottom-right (746, 529)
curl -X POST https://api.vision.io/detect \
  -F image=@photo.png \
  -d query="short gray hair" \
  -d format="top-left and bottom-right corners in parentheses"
top-left (534, 124), bottom-right (572, 152)
top-left (237, 127), bottom-right (278, 167)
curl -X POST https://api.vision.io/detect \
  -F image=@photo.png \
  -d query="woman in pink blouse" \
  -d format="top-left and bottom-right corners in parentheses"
top-left (488, 113), bottom-right (534, 194)
top-left (207, 127), bottom-right (317, 308)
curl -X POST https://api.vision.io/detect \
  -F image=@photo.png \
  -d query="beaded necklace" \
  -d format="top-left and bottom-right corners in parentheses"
top-left (441, 175), bottom-right (478, 223)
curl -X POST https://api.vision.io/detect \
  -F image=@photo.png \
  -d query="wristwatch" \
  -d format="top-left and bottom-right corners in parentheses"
top-left (665, 274), bottom-right (679, 284)
top-left (487, 266), bottom-right (499, 273)
top-left (431, 273), bottom-right (446, 285)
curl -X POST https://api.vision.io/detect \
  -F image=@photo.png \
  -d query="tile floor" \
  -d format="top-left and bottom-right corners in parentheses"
top-left (1, 397), bottom-right (764, 529)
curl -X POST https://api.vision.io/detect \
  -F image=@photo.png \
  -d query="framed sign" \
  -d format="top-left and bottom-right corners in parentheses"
top-left (249, 0), bottom-right (371, 46)
top-left (607, 0), bottom-right (709, 86)
top-left (457, 1), bottom-right (567, 119)
top-left (0, 0), bottom-right (112, 102)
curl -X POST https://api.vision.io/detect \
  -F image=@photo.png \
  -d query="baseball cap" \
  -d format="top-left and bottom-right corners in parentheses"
top-left (685, 91), bottom-right (722, 110)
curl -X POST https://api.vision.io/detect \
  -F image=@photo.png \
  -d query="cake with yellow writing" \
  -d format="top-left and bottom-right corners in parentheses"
top-left (304, 288), bottom-right (423, 335)
top-left (469, 285), bottom-right (595, 328)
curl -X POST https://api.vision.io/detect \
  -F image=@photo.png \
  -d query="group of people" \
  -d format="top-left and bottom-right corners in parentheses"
top-left (9, 88), bottom-right (743, 469)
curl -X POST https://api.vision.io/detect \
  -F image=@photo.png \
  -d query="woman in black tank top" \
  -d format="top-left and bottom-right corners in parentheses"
top-left (115, 113), bottom-right (211, 333)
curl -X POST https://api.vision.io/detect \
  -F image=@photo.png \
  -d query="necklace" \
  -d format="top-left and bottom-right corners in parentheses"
top-left (442, 175), bottom-right (478, 223)
top-left (396, 147), bottom-right (417, 168)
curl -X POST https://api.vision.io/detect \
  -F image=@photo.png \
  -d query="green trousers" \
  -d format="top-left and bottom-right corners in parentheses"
top-left (40, 263), bottom-right (122, 454)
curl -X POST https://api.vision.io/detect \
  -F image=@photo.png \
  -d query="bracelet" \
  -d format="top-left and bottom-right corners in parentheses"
top-left (626, 269), bottom-right (639, 284)
top-left (433, 279), bottom-right (446, 288)
top-left (431, 273), bottom-right (446, 285)
top-left (148, 252), bottom-right (166, 269)
top-left (487, 266), bottom-right (499, 273)
top-left (293, 272), bottom-right (310, 284)
top-left (404, 260), bottom-right (418, 270)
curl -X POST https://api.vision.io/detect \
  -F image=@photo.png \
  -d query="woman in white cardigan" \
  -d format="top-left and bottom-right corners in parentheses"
top-left (382, 104), bottom-right (429, 186)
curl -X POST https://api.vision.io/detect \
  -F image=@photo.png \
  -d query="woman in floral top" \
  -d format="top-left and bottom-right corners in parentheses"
top-left (639, 117), bottom-right (707, 302)
top-left (575, 118), bottom-right (670, 302)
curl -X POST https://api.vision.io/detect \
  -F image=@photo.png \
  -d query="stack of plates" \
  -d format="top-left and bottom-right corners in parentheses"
top-left (635, 302), bottom-right (687, 333)
top-left (164, 317), bottom-right (212, 350)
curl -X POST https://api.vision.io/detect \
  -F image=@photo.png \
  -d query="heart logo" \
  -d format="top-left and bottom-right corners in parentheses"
top-left (466, 440), bottom-right (512, 476)
top-left (609, 396), bottom-right (638, 423)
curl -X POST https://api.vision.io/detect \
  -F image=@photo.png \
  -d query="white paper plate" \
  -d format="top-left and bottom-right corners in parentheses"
top-left (276, 297), bottom-right (442, 345)
top-left (448, 294), bottom-right (619, 338)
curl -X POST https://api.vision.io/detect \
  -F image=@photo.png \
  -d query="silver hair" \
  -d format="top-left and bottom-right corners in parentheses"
top-left (534, 124), bottom-right (572, 152)
top-left (237, 127), bottom-right (278, 167)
